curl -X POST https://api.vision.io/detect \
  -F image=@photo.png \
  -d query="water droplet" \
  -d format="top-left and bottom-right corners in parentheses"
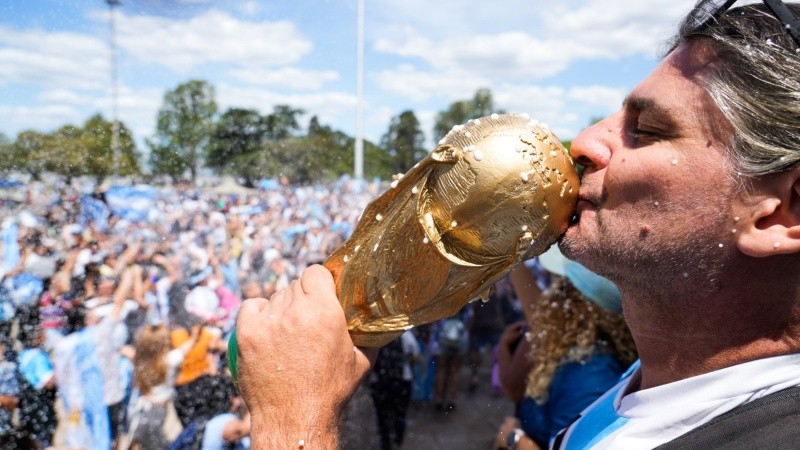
top-left (491, 113), bottom-right (499, 120)
top-left (731, 229), bottom-right (736, 234)
top-left (343, 255), bottom-right (349, 262)
top-left (422, 236), bottom-right (429, 244)
top-left (373, 243), bottom-right (379, 252)
top-left (299, 439), bottom-right (305, 448)
top-left (734, 216), bottom-right (740, 222)
top-left (451, 220), bottom-right (458, 227)
top-left (375, 214), bottom-right (383, 221)
top-left (390, 180), bottom-right (399, 188)
top-left (473, 150), bottom-right (484, 161)
top-left (465, 145), bottom-right (474, 152)
top-left (683, 272), bottom-right (689, 278)
top-left (774, 242), bottom-right (781, 249)
top-left (520, 172), bottom-right (529, 182)
top-left (411, 186), bottom-right (418, 194)
top-left (654, 201), bottom-right (659, 206)
top-left (474, 118), bottom-right (481, 125)
top-left (718, 243), bottom-right (724, 248)
top-left (277, 366), bottom-right (283, 371)
top-left (550, 150), bottom-right (558, 157)
top-left (671, 159), bottom-right (679, 165)
top-left (465, 131), bottom-right (472, 138)
top-left (354, 245), bottom-right (360, 252)
top-left (521, 225), bottom-right (528, 231)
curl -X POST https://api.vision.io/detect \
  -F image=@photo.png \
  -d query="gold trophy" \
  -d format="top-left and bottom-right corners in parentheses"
top-left (228, 113), bottom-right (579, 382)
top-left (324, 113), bottom-right (579, 347)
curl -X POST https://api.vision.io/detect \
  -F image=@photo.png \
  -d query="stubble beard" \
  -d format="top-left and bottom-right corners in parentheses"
top-left (560, 203), bottom-right (731, 305)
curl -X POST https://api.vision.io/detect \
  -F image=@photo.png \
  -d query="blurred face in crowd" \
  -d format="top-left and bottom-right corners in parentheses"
top-left (241, 281), bottom-right (263, 300)
top-left (560, 41), bottom-right (741, 296)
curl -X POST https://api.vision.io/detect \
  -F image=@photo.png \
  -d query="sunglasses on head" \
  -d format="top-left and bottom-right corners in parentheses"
top-left (692, 0), bottom-right (800, 48)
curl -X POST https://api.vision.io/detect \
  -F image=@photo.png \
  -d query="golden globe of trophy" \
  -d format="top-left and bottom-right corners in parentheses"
top-left (324, 113), bottom-right (579, 347)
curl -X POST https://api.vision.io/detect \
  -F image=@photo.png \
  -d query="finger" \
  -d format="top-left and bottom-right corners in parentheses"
top-left (237, 297), bottom-right (270, 326)
top-left (300, 264), bottom-right (335, 297)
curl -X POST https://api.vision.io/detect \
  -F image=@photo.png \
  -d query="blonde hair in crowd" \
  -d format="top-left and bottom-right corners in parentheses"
top-left (524, 276), bottom-right (637, 403)
top-left (133, 324), bottom-right (171, 396)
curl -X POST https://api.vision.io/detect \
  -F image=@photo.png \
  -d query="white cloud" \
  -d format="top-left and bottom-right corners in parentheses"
top-left (0, 25), bottom-right (108, 90)
top-left (113, 10), bottom-right (313, 72)
top-left (371, 0), bottom-right (697, 81)
top-left (0, 104), bottom-right (82, 134)
top-left (228, 67), bottom-right (339, 90)
top-left (566, 86), bottom-right (626, 110)
top-left (374, 65), bottom-right (489, 102)
top-left (216, 82), bottom-right (357, 130)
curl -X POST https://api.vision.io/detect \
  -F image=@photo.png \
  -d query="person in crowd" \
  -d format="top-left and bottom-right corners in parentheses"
top-left (466, 286), bottom-right (509, 393)
top-left (491, 253), bottom-right (637, 449)
top-left (0, 341), bottom-right (21, 447)
top-left (170, 317), bottom-right (228, 427)
top-left (127, 322), bottom-right (201, 449)
top-left (369, 331), bottom-right (420, 450)
top-left (233, 2), bottom-right (800, 448)
top-left (16, 321), bottom-right (57, 449)
top-left (433, 308), bottom-right (469, 413)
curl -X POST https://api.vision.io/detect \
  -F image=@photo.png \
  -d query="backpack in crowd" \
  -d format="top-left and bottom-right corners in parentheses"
top-left (439, 317), bottom-right (465, 354)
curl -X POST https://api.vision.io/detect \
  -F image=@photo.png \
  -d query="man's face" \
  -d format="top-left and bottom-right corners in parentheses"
top-left (560, 41), bottom-right (743, 295)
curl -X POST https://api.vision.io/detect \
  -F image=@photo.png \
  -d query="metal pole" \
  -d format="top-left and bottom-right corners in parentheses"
top-left (354, 0), bottom-right (364, 179)
top-left (108, 0), bottom-right (121, 178)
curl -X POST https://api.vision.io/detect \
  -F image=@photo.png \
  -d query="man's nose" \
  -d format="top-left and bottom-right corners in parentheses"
top-left (569, 116), bottom-right (615, 170)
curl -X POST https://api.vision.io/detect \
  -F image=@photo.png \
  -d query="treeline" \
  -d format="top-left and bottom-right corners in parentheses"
top-left (0, 82), bottom-right (507, 185)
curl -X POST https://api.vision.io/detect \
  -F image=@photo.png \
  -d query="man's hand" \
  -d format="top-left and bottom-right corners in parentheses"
top-left (236, 264), bottom-right (372, 449)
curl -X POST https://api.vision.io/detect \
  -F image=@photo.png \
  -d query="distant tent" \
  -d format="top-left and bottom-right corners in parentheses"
top-left (206, 178), bottom-right (258, 195)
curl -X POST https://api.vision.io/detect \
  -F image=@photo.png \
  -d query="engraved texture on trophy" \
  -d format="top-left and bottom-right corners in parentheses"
top-left (324, 113), bottom-right (579, 347)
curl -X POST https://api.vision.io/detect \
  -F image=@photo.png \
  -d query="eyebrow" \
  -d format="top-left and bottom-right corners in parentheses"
top-left (622, 95), bottom-right (675, 124)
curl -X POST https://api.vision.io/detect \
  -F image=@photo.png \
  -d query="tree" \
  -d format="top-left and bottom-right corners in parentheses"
top-left (206, 108), bottom-right (269, 186)
top-left (148, 80), bottom-right (217, 183)
top-left (264, 104), bottom-right (305, 140)
top-left (8, 131), bottom-right (47, 179)
top-left (82, 114), bottom-right (140, 181)
top-left (432, 88), bottom-right (501, 141)
top-left (381, 110), bottom-right (426, 174)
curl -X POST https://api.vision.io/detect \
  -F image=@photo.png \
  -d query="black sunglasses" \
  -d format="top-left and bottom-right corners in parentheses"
top-left (692, 0), bottom-right (800, 48)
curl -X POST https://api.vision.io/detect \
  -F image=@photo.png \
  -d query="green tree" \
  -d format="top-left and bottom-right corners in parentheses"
top-left (206, 108), bottom-right (269, 186)
top-left (265, 104), bottom-right (305, 139)
top-left (381, 110), bottom-right (426, 174)
top-left (432, 88), bottom-right (501, 141)
top-left (82, 114), bottom-right (140, 181)
top-left (8, 131), bottom-right (47, 179)
top-left (148, 80), bottom-right (217, 183)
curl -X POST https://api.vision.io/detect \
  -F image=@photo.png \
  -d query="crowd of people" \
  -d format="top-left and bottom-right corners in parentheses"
top-left (0, 177), bottom-right (380, 449)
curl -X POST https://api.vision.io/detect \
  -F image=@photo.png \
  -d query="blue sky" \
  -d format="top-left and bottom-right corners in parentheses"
top-left (0, 0), bottom-right (700, 155)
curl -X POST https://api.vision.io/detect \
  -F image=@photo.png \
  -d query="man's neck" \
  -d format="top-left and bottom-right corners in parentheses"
top-left (623, 287), bottom-right (800, 390)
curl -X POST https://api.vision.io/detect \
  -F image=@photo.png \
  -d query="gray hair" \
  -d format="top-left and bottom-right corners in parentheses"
top-left (668, 1), bottom-right (800, 177)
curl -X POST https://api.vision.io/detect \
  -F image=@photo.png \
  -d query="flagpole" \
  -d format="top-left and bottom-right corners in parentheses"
top-left (354, 0), bottom-right (365, 179)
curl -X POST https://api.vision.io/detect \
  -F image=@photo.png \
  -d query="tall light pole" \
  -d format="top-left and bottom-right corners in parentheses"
top-left (107, 0), bottom-right (121, 178)
top-left (354, 0), bottom-right (365, 179)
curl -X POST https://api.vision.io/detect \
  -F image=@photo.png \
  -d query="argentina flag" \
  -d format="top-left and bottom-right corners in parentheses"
top-left (79, 195), bottom-right (110, 232)
top-left (105, 185), bottom-right (157, 222)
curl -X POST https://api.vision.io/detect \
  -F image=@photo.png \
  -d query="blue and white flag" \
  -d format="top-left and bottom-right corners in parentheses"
top-left (105, 185), bottom-right (156, 222)
top-left (1, 222), bottom-right (19, 274)
top-left (79, 195), bottom-right (110, 232)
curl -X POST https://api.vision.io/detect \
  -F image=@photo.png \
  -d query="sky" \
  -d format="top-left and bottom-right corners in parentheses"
top-left (0, 0), bottom-right (702, 158)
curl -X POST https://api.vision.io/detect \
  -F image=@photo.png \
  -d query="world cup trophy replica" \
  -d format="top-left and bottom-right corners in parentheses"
top-left (229, 113), bottom-right (579, 379)
top-left (325, 113), bottom-right (579, 346)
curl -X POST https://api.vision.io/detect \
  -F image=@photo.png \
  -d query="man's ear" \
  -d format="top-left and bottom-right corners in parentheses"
top-left (737, 167), bottom-right (800, 257)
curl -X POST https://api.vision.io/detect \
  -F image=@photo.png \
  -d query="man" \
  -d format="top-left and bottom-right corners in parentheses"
top-left (235, 1), bottom-right (800, 448)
